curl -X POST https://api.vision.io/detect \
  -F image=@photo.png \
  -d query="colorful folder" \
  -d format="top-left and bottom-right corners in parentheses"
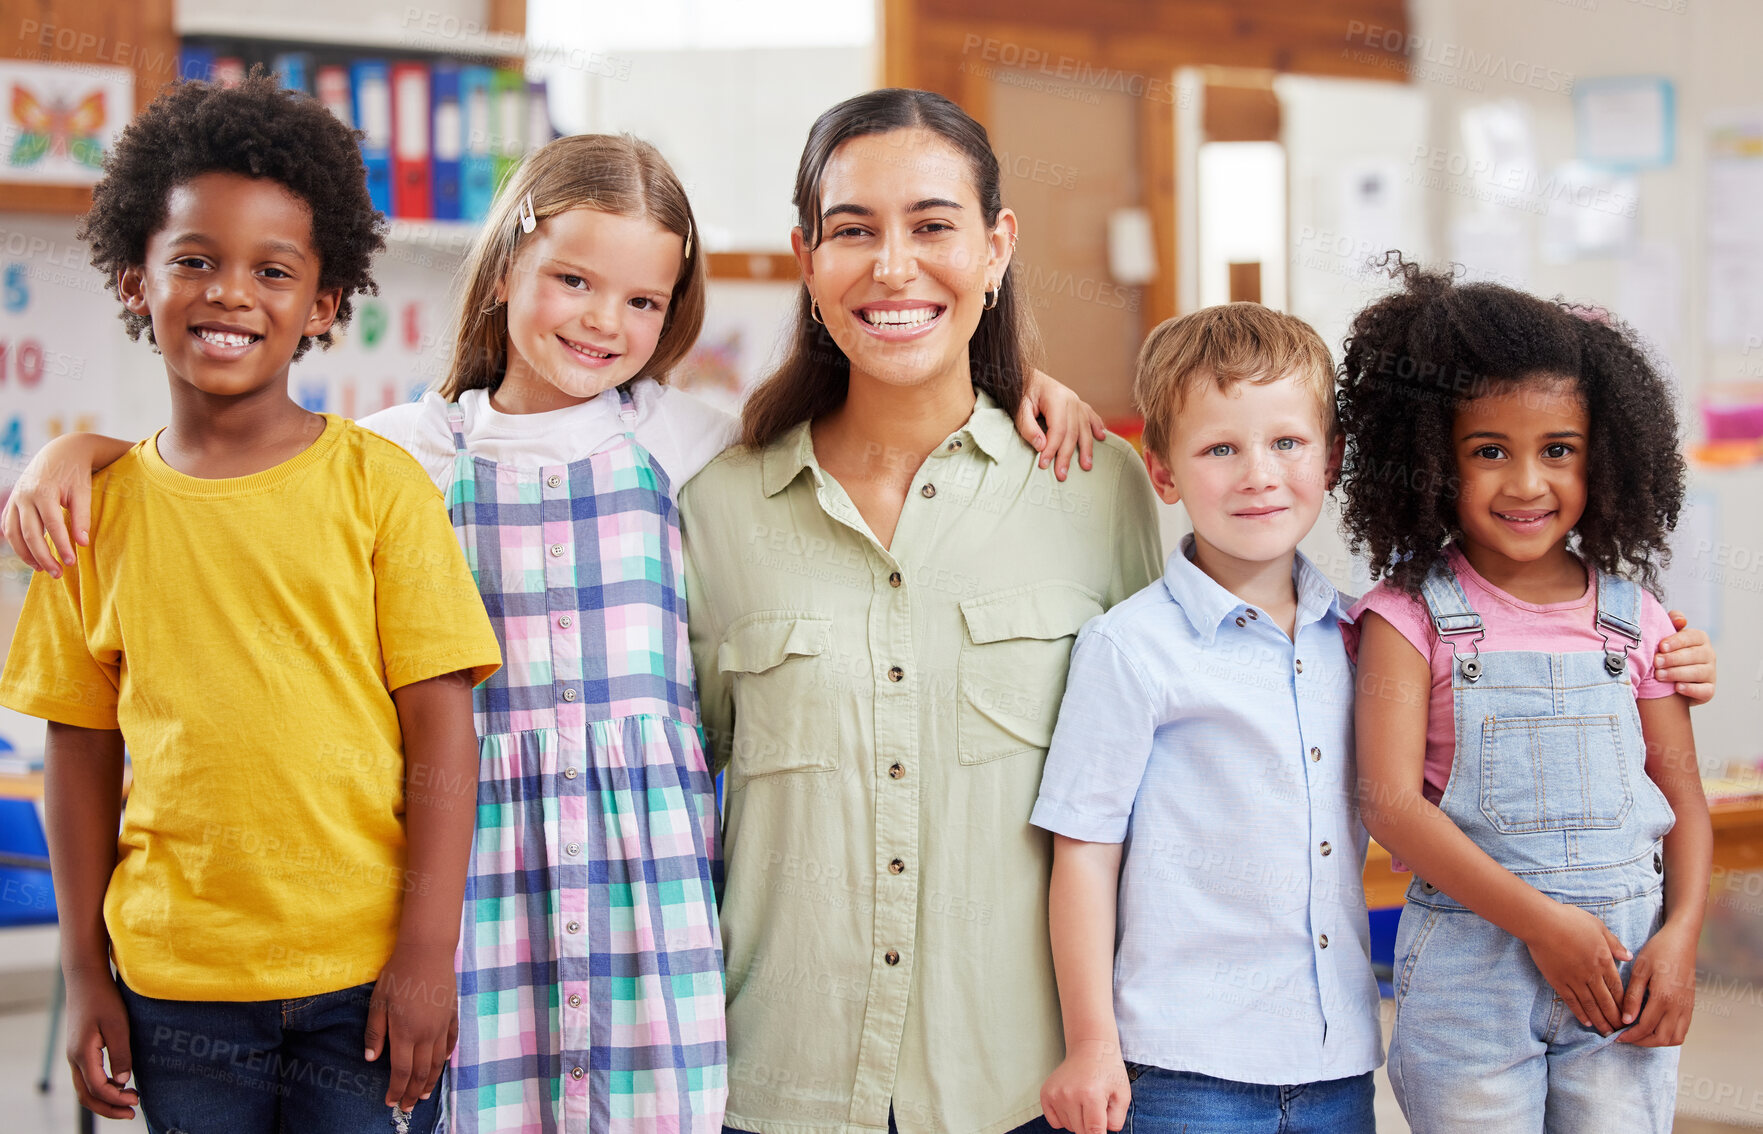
top-left (391, 62), bottom-right (432, 218)
top-left (350, 60), bottom-right (394, 215)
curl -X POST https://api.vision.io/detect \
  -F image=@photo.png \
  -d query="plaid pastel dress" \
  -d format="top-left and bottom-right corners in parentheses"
top-left (444, 389), bottom-right (726, 1134)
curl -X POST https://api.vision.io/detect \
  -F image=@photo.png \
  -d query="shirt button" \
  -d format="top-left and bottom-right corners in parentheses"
top-left (547, 474), bottom-right (562, 488)
top-left (888, 666), bottom-right (904, 682)
top-left (1318, 934), bottom-right (1329, 949)
top-left (559, 615), bottom-right (573, 629)
top-left (1235, 616), bottom-right (1246, 627)
top-left (1654, 852), bottom-right (1663, 874)
top-left (566, 842), bottom-right (580, 857)
top-left (568, 993), bottom-right (582, 1007)
top-left (884, 949), bottom-right (900, 965)
top-left (550, 543), bottom-right (565, 558)
top-left (947, 438), bottom-right (963, 451)
top-left (571, 1066), bottom-right (584, 1080)
top-left (1320, 841), bottom-right (1332, 857)
top-left (888, 858), bottom-right (905, 875)
top-left (567, 921), bottom-right (581, 934)
top-left (889, 571), bottom-right (902, 588)
top-left (564, 767), bottom-right (578, 780)
top-left (1310, 747), bottom-right (1322, 762)
top-left (920, 483), bottom-right (936, 499)
top-left (1248, 609), bottom-right (1259, 620)
top-left (888, 763), bottom-right (905, 779)
top-left (562, 687), bottom-right (577, 702)
top-left (1295, 658), bottom-right (1304, 674)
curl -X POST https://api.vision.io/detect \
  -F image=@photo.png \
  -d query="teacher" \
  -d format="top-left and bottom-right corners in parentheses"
top-left (680, 88), bottom-right (1161, 1134)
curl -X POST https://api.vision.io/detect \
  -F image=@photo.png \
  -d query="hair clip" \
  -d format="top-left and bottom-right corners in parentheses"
top-left (517, 192), bottom-right (536, 234)
top-left (684, 218), bottom-right (694, 259)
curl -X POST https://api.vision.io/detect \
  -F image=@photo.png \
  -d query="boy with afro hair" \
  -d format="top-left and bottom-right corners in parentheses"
top-left (0, 73), bottom-right (501, 1131)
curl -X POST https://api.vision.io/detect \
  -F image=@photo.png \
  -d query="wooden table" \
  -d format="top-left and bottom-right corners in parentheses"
top-left (1365, 795), bottom-right (1763, 908)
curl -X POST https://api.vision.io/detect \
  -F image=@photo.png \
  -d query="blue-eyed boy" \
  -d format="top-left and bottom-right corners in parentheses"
top-left (1031, 304), bottom-right (1382, 1134)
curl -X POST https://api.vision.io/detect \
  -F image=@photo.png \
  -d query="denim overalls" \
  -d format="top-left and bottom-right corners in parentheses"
top-left (1387, 559), bottom-right (1680, 1134)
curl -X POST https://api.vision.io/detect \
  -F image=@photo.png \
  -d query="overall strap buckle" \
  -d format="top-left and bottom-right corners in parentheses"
top-left (1420, 559), bottom-right (1487, 683)
top-left (1594, 573), bottom-right (1644, 678)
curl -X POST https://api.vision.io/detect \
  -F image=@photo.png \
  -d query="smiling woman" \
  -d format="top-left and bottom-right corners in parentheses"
top-left (678, 89), bottom-right (1164, 1134)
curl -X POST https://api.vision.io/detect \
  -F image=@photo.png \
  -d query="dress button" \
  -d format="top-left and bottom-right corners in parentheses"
top-left (888, 763), bottom-right (904, 779)
top-left (1318, 934), bottom-right (1329, 949)
top-left (550, 544), bottom-right (565, 558)
top-left (1309, 747), bottom-right (1322, 762)
top-left (1320, 841), bottom-right (1332, 857)
top-left (567, 921), bottom-right (581, 934)
top-left (888, 666), bottom-right (904, 682)
top-left (566, 842), bottom-right (580, 857)
top-left (884, 949), bottom-right (900, 965)
top-left (1295, 658), bottom-right (1304, 674)
top-left (571, 1066), bottom-right (584, 1080)
top-left (889, 571), bottom-right (902, 588)
top-left (568, 993), bottom-right (582, 1008)
top-left (564, 767), bottom-right (578, 780)
top-left (547, 474), bottom-right (561, 488)
top-left (1235, 616), bottom-right (1246, 627)
top-left (920, 483), bottom-right (936, 499)
top-left (889, 858), bottom-right (905, 875)
top-left (562, 687), bottom-right (577, 702)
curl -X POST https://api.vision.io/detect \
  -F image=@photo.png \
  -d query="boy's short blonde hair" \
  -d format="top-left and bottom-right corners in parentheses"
top-left (1133, 303), bottom-right (1337, 458)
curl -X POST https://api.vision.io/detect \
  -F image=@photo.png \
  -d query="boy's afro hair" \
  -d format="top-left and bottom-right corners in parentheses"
top-left (1335, 256), bottom-right (1684, 596)
top-left (78, 70), bottom-right (384, 360)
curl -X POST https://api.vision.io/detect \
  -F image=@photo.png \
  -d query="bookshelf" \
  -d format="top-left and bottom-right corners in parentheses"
top-left (0, 0), bottom-right (527, 219)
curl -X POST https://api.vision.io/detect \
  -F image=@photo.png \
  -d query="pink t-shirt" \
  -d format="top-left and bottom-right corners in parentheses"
top-left (1347, 546), bottom-right (1677, 804)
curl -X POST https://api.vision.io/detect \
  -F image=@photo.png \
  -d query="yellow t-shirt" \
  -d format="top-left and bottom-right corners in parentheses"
top-left (0, 415), bottom-right (501, 1001)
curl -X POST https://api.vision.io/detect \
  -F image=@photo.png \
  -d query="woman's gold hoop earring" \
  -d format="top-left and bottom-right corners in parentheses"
top-left (983, 284), bottom-right (999, 311)
top-left (810, 297), bottom-right (825, 325)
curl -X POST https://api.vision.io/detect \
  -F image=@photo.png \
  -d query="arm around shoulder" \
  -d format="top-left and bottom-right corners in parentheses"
top-left (3, 432), bottom-right (134, 575)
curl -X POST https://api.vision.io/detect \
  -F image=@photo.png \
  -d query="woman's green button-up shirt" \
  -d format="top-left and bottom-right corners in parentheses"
top-left (681, 393), bottom-right (1162, 1134)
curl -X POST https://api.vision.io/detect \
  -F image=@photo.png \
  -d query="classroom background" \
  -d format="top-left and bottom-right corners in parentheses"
top-left (0, 0), bottom-right (1760, 1130)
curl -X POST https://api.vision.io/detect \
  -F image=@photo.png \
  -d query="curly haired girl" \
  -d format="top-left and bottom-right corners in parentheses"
top-left (1340, 260), bottom-right (1712, 1134)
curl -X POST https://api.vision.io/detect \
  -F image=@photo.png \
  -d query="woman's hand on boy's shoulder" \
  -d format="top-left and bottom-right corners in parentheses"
top-left (1040, 1039), bottom-right (1131, 1134)
top-left (1656, 611), bottom-right (1716, 705)
top-left (1019, 369), bottom-right (1107, 482)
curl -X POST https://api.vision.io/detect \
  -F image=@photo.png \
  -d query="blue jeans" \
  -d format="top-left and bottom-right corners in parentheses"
top-left (1124, 1066), bottom-right (1375, 1134)
top-left (118, 977), bottom-right (441, 1134)
top-left (727, 1112), bottom-right (1057, 1134)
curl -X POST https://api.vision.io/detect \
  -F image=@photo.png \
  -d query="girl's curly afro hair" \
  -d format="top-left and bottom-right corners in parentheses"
top-left (1335, 257), bottom-right (1684, 596)
top-left (77, 70), bottom-right (384, 360)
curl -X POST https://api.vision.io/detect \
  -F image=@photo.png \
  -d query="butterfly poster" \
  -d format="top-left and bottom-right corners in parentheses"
top-left (0, 60), bottom-right (130, 186)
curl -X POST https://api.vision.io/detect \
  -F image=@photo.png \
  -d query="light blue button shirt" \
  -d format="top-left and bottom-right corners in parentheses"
top-left (1031, 535), bottom-right (1383, 1085)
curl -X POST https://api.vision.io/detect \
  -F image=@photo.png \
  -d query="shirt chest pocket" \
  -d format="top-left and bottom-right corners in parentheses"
top-left (717, 613), bottom-right (841, 786)
top-left (956, 582), bottom-right (1103, 765)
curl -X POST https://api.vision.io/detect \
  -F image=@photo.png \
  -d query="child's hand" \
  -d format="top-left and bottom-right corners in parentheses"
top-left (1522, 900), bottom-right (1631, 1034)
top-left (1040, 1039), bottom-right (1130, 1134)
top-left (1, 433), bottom-right (103, 576)
top-left (1616, 921), bottom-right (1698, 1046)
top-left (63, 968), bottom-right (138, 1120)
top-left (366, 943), bottom-right (460, 1113)
top-left (1656, 612), bottom-right (1715, 704)
top-left (1018, 368), bottom-right (1107, 482)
